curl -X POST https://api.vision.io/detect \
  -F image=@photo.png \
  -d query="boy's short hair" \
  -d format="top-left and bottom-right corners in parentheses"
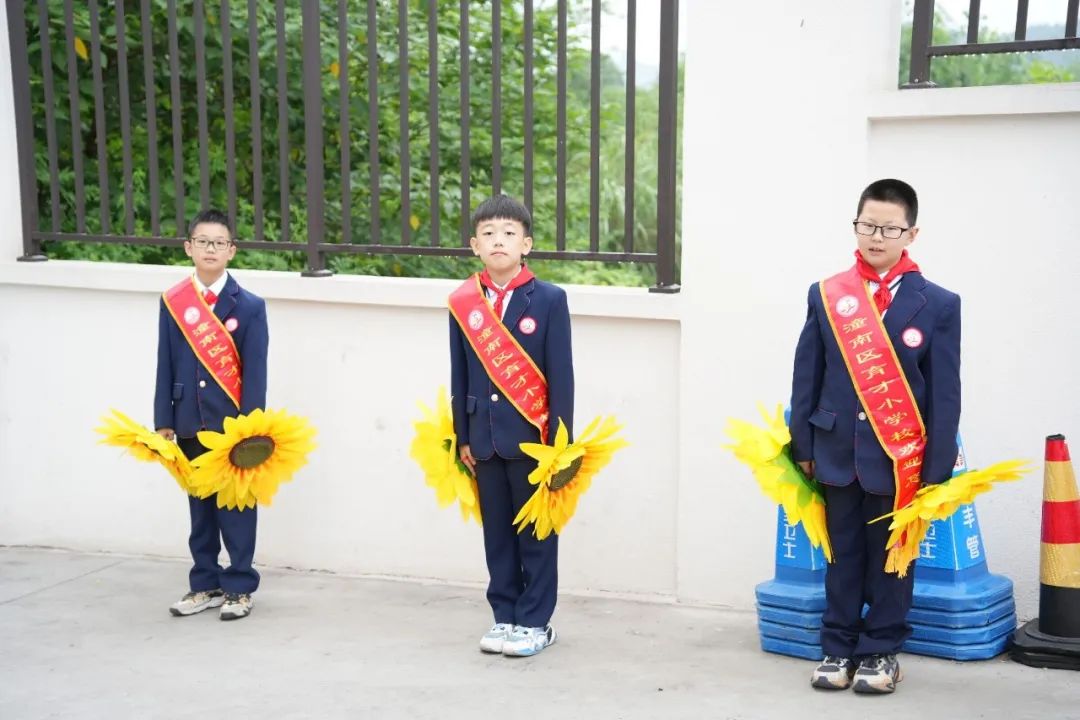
top-left (471, 194), bottom-right (532, 235)
top-left (187, 208), bottom-right (234, 240)
top-left (857, 179), bottom-right (918, 227)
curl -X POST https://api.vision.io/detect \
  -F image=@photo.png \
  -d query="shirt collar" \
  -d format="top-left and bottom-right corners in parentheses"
top-left (194, 272), bottom-right (229, 298)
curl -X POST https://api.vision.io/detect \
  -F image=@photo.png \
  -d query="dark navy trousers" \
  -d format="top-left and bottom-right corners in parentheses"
top-left (475, 456), bottom-right (558, 628)
top-left (178, 437), bottom-right (260, 595)
top-left (820, 481), bottom-right (914, 658)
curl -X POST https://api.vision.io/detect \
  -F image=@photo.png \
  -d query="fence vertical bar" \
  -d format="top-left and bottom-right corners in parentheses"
top-left (398, 0), bottom-right (411, 245)
top-left (167, 0), bottom-right (185, 233)
top-left (459, 0), bottom-right (470, 245)
top-left (623, 0), bottom-right (636, 254)
top-left (427, 0), bottom-right (439, 246)
top-left (339, 0), bottom-right (351, 244)
top-left (88, 0), bottom-right (110, 232)
top-left (653, 0), bottom-right (679, 292)
top-left (247, 0), bottom-right (264, 242)
top-left (116, 0), bottom-right (135, 234)
top-left (8, 0), bottom-right (43, 259)
top-left (367, 0), bottom-right (380, 245)
top-left (589, 0), bottom-right (600, 253)
top-left (221, 0), bottom-right (239, 229)
top-left (140, 0), bottom-right (160, 235)
top-left (523, 0), bottom-right (534, 212)
top-left (194, 0), bottom-right (210, 208)
top-left (904, 0), bottom-right (936, 88)
top-left (62, 0), bottom-right (86, 233)
top-left (301, 0), bottom-right (329, 275)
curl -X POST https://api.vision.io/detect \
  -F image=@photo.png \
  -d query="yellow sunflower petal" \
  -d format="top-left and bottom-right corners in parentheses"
top-left (96, 409), bottom-right (196, 493)
top-left (514, 416), bottom-right (628, 539)
top-left (410, 387), bottom-right (481, 525)
top-left (875, 459), bottom-right (1031, 577)
top-left (188, 409), bottom-right (316, 510)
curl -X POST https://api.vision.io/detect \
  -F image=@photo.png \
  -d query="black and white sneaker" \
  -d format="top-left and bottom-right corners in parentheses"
top-left (852, 654), bottom-right (903, 694)
top-left (169, 589), bottom-right (225, 617)
top-left (810, 655), bottom-right (857, 690)
top-left (219, 593), bottom-right (254, 621)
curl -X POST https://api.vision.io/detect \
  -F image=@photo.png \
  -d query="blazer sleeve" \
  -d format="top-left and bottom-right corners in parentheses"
top-left (154, 298), bottom-right (175, 431)
top-left (545, 288), bottom-right (575, 441)
top-left (921, 294), bottom-right (962, 485)
top-left (789, 284), bottom-right (826, 463)
top-left (239, 298), bottom-right (269, 414)
top-left (449, 311), bottom-right (470, 446)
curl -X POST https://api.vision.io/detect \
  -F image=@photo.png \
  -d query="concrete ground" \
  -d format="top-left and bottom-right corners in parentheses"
top-left (1, 547), bottom-right (1076, 720)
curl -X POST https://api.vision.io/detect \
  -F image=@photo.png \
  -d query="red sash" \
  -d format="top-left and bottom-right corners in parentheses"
top-left (820, 267), bottom-right (926, 515)
top-left (448, 274), bottom-right (550, 443)
top-left (162, 277), bottom-right (242, 409)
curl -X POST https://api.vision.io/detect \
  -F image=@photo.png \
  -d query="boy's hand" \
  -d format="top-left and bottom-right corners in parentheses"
top-left (797, 460), bottom-right (815, 479)
top-left (157, 428), bottom-right (176, 442)
top-left (459, 444), bottom-right (476, 474)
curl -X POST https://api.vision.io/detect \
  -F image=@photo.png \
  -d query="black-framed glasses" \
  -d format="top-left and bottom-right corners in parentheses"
top-left (853, 221), bottom-right (908, 240)
top-left (189, 235), bottom-right (232, 251)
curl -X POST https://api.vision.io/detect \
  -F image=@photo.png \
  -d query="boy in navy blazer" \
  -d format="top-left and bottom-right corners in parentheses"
top-left (790, 180), bottom-right (960, 693)
top-left (449, 194), bottom-right (573, 657)
top-left (155, 209), bottom-right (269, 621)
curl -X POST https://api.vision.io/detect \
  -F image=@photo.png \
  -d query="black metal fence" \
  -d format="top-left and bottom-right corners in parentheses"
top-left (7, 0), bottom-right (681, 291)
top-left (906, 0), bottom-right (1080, 87)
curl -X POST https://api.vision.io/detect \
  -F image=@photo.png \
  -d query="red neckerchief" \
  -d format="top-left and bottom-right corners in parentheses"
top-left (479, 265), bottom-right (534, 318)
top-left (854, 249), bottom-right (920, 313)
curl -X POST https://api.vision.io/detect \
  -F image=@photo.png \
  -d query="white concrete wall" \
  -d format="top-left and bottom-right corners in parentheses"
top-left (680, 0), bottom-right (1080, 619)
top-left (0, 265), bottom-right (681, 600)
top-left (1, 0), bottom-right (1078, 619)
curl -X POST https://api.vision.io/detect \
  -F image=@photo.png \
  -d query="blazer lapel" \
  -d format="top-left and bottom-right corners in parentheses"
top-left (883, 271), bottom-right (927, 338)
top-left (214, 274), bottom-right (239, 321)
top-left (502, 279), bottom-right (534, 334)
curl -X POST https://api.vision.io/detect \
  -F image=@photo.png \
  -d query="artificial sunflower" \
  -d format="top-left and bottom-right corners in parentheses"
top-left (96, 408), bottom-right (194, 493)
top-left (513, 416), bottom-right (628, 540)
top-left (410, 387), bottom-right (481, 524)
top-left (723, 404), bottom-right (833, 562)
top-left (188, 408), bottom-right (317, 511)
top-left (873, 458), bottom-right (1030, 577)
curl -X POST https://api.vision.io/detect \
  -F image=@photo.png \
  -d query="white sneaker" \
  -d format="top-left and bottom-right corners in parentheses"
top-left (479, 623), bottom-right (514, 653)
top-left (169, 589), bottom-right (225, 617)
top-left (219, 593), bottom-right (254, 621)
top-left (502, 624), bottom-right (557, 657)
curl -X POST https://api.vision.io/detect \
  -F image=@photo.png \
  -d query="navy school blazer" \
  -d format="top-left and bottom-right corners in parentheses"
top-left (449, 277), bottom-right (574, 461)
top-left (154, 273), bottom-right (269, 438)
top-left (789, 272), bottom-right (961, 494)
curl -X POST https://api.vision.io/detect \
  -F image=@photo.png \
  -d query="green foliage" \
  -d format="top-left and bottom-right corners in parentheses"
top-left (25, 0), bottom-right (682, 287)
top-left (899, 8), bottom-right (1079, 87)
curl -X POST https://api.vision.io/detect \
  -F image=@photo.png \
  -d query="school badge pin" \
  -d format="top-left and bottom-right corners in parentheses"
top-left (902, 327), bottom-right (923, 348)
top-left (835, 295), bottom-right (859, 318)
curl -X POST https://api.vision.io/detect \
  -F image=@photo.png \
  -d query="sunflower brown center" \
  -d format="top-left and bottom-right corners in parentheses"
top-left (549, 456), bottom-right (583, 491)
top-left (229, 436), bottom-right (276, 469)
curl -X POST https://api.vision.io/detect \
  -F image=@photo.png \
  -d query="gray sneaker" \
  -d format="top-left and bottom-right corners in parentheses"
top-left (502, 624), bottom-right (557, 657)
top-left (219, 592), bottom-right (254, 621)
top-left (810, 655), bottom-right (857, 690)
top-left (169, 589), bottom-right (225, 617)
top-left (479, 623), bottom-right (514, 654)
top-left (852, 654), bottom-right (903, 694)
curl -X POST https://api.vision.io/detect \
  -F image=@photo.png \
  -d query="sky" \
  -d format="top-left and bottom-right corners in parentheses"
top-left (915, 0), bottom-right (1072, 31)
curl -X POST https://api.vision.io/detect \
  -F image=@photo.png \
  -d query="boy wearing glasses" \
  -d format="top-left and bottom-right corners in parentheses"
top-left (155, 209), bottom-right (269, 620)
top-left (790, 179), bottom-right (961, 693)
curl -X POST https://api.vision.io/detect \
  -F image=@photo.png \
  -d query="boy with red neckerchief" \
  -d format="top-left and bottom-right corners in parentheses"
top-left (448, 194), bottom-right (574, 658)
top-left (790, 179), bottom-right (961, 694)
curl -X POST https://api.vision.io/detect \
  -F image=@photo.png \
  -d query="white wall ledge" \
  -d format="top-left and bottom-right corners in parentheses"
top-left (0, 259), bottom-right (682, 321)
top-left (868, 82), bottom-right (1080, 120)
